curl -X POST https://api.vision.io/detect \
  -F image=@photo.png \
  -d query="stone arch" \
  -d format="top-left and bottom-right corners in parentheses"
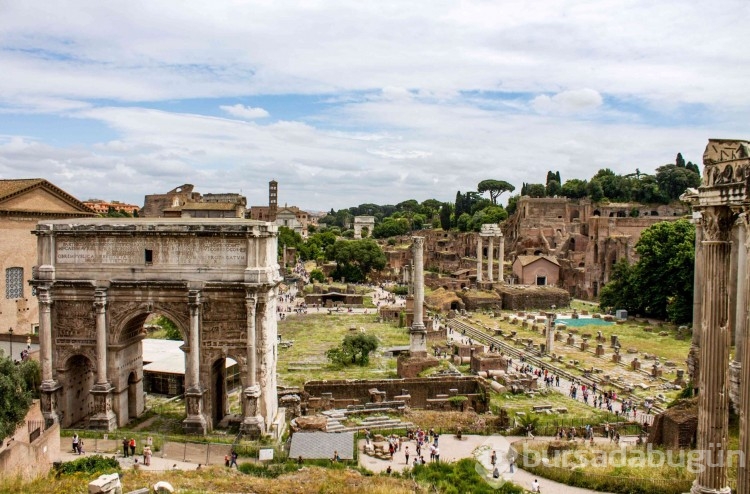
top-left (109, 301), bottom-right (190, 343)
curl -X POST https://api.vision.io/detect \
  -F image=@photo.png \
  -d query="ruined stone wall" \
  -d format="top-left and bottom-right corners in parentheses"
top-left (303, 376), bottom-right (486, 410)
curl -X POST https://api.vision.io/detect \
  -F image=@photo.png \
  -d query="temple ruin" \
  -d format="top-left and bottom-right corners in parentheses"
top-left (32, 218), bottom-right (282, 437)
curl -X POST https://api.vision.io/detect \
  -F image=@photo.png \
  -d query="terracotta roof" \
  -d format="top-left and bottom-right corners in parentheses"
top-left (515, 255), bottom-right (560, 267)
top-left (0, 178), bottom-right (96, 215)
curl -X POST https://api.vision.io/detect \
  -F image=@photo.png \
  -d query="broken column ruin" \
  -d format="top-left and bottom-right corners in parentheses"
top-left (545, 312), bottom-right (555, 354)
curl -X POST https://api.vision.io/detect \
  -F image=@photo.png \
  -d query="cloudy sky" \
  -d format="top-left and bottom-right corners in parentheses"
top-left (1, 1), bottom-right (748, 211)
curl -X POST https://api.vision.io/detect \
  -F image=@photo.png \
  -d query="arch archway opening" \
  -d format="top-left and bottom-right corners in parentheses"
top-left (211, 356), bottom-right (240, 428)
top-left (63, 354), bottom-right (95, 428)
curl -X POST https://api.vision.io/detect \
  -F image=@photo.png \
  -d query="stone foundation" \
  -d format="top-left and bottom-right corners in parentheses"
top-left (397, 354), bottom-right (440, 378)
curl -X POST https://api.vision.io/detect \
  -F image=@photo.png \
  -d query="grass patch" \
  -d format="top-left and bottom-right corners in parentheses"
top-left (407, 458), bottom-right (524, 493)
top-left (277, 313), bottom-right (409, 387)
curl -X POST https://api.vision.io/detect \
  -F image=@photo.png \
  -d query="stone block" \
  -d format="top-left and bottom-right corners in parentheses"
top-left (89, 474), bottom-right (122, 494)
top-left (595, 344), bottom-right (605, 357)
top-left (612, 353), bottom-right (622, 364)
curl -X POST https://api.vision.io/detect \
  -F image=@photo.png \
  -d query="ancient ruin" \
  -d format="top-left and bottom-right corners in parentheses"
top-left (353, 216), bottom-right (375, 239)
top-left (32, 218), bottom-right (282, 437)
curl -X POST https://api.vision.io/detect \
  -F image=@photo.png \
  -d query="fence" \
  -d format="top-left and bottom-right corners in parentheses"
top-left (61, 429), bottom-right (287, 466)
top-left (27, 420), bottom-right (45, 443)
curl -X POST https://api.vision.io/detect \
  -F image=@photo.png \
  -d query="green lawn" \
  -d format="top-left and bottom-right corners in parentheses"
top-left (277, 313), bottom-right (410, 387)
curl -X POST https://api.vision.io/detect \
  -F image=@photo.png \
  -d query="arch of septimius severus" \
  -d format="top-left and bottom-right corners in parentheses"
top-left (31, 218), bottom-right (282, 437)
top-left (685, 138), bottom-right (750, 493)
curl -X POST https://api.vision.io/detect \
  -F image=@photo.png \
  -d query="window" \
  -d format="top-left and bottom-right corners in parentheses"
top-left (145, 249), bottom-right (153, 264)
top-left (6, 267), bottom-right (23, 299)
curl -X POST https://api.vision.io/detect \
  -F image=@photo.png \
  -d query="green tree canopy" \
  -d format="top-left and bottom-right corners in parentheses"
top-left (600, 219), bottom-right (695, 323)
top-left (326, 332), bottom-right (379, 366)
top-left (0, 356), bottom-right (36, 440)
top-left (327, 239), bottom-right (386, 282)
top-left (477, 179), bottom-right (515, 205)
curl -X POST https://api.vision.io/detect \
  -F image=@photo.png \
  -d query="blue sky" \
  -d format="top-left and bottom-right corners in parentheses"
top-left (0, 0), bottom-right (748, 210)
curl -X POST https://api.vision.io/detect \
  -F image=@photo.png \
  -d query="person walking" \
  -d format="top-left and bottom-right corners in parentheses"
top-left (230, 450), bottom-right (238, 468)
top-left (531, 478), bottom-right (541, 492)
top-left (129, 438), bottom-right (136, 457)
top-left (72, 433), bottom-right (79, 454)
top-left (122, 437), bottom-right (129, 457)
top-left (490, 450), bottom-right (497, 467)
top-left (404, 446), bottom-right (410, 465)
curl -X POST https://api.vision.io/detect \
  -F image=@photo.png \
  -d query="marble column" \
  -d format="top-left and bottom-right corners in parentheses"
top-left (476, 235), bottom-right (483, 283)
top-left (94, 289), bottom-right (108, 385)
top-left (89, 288), bottom-right (116, 430)
top-left (691, 209), bottom-right (732, 494)
top-left (498, 234), bottom-right (505, 283)
top-left (241, 293), bottom-right (264, 436)
top-left (37, 286), bottom-right (60, 426)
top-left (488, 236), bottom-right (494, 282)
top-left (739, 216), bottom-right (750, 494)
top-left (688, 219), bottom-right (703, 385)
top-left (183, 289), bottom-right (207, 434)
top-left (730, 218), bottom-right (747, 410)
top-left (410, 237), bottom-right (427, 356)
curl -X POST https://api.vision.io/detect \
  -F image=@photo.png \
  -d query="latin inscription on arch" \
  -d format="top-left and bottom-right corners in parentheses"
top-left (56, 238), bottom-right (248, 266)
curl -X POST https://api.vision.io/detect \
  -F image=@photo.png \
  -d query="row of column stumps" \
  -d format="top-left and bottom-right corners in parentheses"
top-left (476, 225), bottom-right (504, 283)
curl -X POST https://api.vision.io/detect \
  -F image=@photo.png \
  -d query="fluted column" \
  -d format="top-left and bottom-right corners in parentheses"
top-left (476, 235), bottom-right (483, 283)
top-left (498, 234), bottom-right (505, 283)
top-left (488, 236), bottom-right (494, 282)
top-left (730, 218), bottom-right (747, 410)
top-left (37, 285), bottom-right (60, 426)
top-left (38, 287), bottom-right (53, 384)
top-left (94, 289), bottom-right (108, 385)
top-left (410, 237), bottom-right (427, 356)
top-left (183, 289), bottom-right (207, 434)
top-left (688, 220), bottom-right (703, 384)
top-left (739, 215), bottom-right (750, 494)
top-left (691, 209), bottom-right (732, 494)
top-left (241, 293), bottom-right (264, 436)
top-left (187, 290), bottom-right (201, 392)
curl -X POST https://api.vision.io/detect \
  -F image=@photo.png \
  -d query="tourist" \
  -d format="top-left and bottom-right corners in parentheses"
top-left (230, 450), bottom-right (239, 468)
top-left (224, 454), bottom-right (230, 467)
top-left (492, 466), bottom-right (500, 479)
top-left (386, 465), bottom-right (392, 474)
top-left (78, 439), bottom-right (85, 454)
top-left (143, 446), bottom-right (152, 466)
top-left (531, 478), bottom-right (541, 492)
top-left (332, 450), bottom-right (340, 462)
top-left (298, 455), bottom-right (303, 465)
top-left (122, 437), bottom-right (129, 457)
top-left (490, 450), bottom-right (496, 466)
top-left (404, 446), bottom-right (410, 465)
top-left (433, 446), bottom-right (439, 463)
top-left (72, 433), bottom-right (79, 454)
top-left (129, 437), bottom-right (136, 456)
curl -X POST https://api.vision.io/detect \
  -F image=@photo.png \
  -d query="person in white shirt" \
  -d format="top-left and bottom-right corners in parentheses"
top-left (531, 479), bottom-right (541, 492)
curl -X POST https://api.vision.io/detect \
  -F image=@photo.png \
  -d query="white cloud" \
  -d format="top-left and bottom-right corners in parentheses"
top-left (532, 89), bottom-right (603, 114)
top-left (220, 104), bottom-right (269, 120)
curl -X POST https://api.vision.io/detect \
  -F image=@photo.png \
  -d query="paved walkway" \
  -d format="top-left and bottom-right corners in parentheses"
top-left (358, 434), bottom-right (613, 493)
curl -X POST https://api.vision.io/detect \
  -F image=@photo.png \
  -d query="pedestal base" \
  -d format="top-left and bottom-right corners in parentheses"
top-left (183, 387), bottom-right (208, 435)
top-left (397, 353), bottom-right (440, 378)
top-left (89, 384), bottom-right (117, 431)
top-left (40, 380), bottom-right (62, 428)
top-left (240, 416), bottom-right (266, 439)
top-left (689, 482), bottom-right (731, 494)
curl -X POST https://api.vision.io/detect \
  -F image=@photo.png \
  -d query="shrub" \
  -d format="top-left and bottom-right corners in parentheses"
top-left (54, 455), bottom-right (120, 476)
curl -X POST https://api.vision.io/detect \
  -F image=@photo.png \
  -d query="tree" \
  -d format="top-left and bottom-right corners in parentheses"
top-left (309, 268), bottom-right (326, 283)
top-left (587, 179), bottom-right (604, 202)
top-left (477, 180), bottom-right (515, 205)
top-left (326, 333), bottom-right (379, 366)
top-left (454, 191), bottom-right (464, 227)
top-left (456, 212), bottom-right (472, 232)
top-left (372, 218), bottom-right (409, 239)
top-left (561, 179), bottom-right (588, 199)
top-left (0, 356), bottom-right (35, 441)
top-left (545, 180), bottom-right (561, 197)
top-left (155, 315), bottom-right (182, 340)
top-left (599, 219), bottom-right (695, 323)
top-left (525, 183), bottom-right (546, 198)
top-left (328, 239), bottom-right (386, 282)
top-left (655, 164), bottom-right (701, 202)
top-left (439, 203), bottom-right (453, 231)
top-left (505, 195), bottom-right (520, 215)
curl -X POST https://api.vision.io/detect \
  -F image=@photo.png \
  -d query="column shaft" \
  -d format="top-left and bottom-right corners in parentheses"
top-left (246, 295), bottom-right (258, 387)
top-left (739, 220), bottom-right (750, 494)
top-left (94, 290), bottom-right (108, 385)
top-left (38, 287), bottom-right (53, 383)
top-left (689, 221), bottom-right (703, 383)
top-left (488, 237), bottom-right (494, 282)
top-left (692, 240), bottom-right (731, 494)
top-left (476, 236), bottom-right (483, 282)
top-left (498, 236), bottom-right (505, 282)
top-left (410, 237), bottom-right (427, 355)
top-left (187, 291), bottom-right (201, 391)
